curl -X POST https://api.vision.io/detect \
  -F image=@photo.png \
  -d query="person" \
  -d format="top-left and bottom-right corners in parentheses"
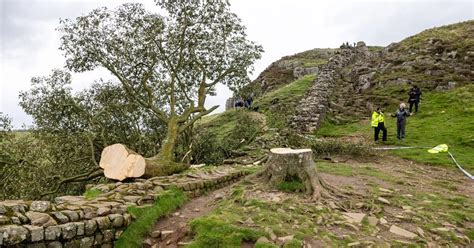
top-left (392, 103), bottom-right (410, 141)
top-left (408, 85), bottom-right (422, 114)
top-left (245, 94), bottom-right (254, 109)
top-left (234, 97), bottom-right (244, 108)
top-left (371, 107), bottom-right (387, 142)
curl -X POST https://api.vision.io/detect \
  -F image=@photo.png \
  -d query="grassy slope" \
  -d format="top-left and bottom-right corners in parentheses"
top-left (254, 74), bottom-right (316, 129)
top-left (318, 84), bottom-right (474, 170)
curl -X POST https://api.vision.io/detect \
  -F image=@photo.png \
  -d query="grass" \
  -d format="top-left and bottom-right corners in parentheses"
top-left (186, 216), bottom-right (266, 248)
top-left (115, 188), bottom-right (187, 248)
top-left (277, 179), bottom-right (305, 193)
top-left (254, 74), bottom-right (315, 129)
top-left (316, 84), bottom-right (474, 170)
top-left (83, 188), bottom-right (102, 199)
top-left (317, 162), bottom-right (394, 182)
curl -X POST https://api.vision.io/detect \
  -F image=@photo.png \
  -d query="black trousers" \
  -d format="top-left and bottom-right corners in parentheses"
top-left (409, 101), bottom-right (419, 113)
top-left (374, 122), bottom-right (387, 141)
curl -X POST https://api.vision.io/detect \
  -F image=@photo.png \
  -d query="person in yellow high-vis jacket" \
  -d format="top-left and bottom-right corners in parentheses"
top-left (371, 107), bottom-right (387, 142)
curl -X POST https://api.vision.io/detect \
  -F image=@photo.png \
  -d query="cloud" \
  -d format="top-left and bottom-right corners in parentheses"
top-left (0, 0), bottom-right (473, 127)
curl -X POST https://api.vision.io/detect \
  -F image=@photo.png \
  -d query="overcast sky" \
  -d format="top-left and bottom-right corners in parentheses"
top-left (0, 0), bottom-right (472, 128)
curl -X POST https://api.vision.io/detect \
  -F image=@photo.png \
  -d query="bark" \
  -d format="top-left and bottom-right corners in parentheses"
top-left (260, 148), bottom-right (324, 199)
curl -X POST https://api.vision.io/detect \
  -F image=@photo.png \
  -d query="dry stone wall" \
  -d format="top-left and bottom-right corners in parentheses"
top-left (0, 166), bottom-right (249, 247)
top-left (291, 44), bottom-right (372, 133)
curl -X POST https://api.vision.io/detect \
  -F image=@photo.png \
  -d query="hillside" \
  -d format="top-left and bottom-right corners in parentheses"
top-left (1, 21), bottom-right (473, 248)
top-left (182, 20), bottom-right (474, 247)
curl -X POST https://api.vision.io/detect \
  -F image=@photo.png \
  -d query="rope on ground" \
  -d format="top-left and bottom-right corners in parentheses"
top-left (371, 145), bottom-right (473, 180)
top-left (448, 151), bottom-right (474, 180)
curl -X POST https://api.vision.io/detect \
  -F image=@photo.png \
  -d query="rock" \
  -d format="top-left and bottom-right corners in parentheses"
top-left (402, 206), bottom-right (412, 211)
top-left (61, 210), bottom-right (79, 222)
top-left (0, 205), bottom-right (6, 215)
top-left (431, 227), bottom-right (450, 233)
top-left (80, 237), bottom-right (94, 247)
top-left (97, 207), bottom-right (111, 216)
top-left (24, 225), bottom-right (44, 242)
top-left (277, 235), bottom-right (294, 243)
top-left (343, 212), bottom-right (366, 224)
top-left (60, 222), bottom-right (77, 239)
top-left (0, 225), bottom-right (29, 245)
top-left (378, 188), bottom-right (393, 193)
top-left (30, 201), bottom-right (52, 212)
top-left (356, 41), bottom-right (366, 47)
top-left (447, 81), bottom-right (457, 90)
top-left (256, 236), bottom-right (271, 244)
top-left (48, 241), bottom-right (62, 248)
top-left (265, 227), bottom-right (277, 241)
top-left (377, 197), bottom-right (390, 205)
top-left (416, 227), bottom-right (425, 238)
top-left (348, 241), bottom-right (361, 247)
top-left (368, 216), bottom-right (378, 226)
top-left (103, 229), bottom-right (115, 242)
top-left (160, 230), bottom-right (174, 240)
top-left (143, 238), bottom-right (155, 246)
top-left (109, 214), bottom-right (124, 227)
top-left (0, 215), bottom-right (10, 225)
top-left (51, 212), bottom-right (69, 224)
top-left (150, 230), bottom-right (161, 238)
top-left (11, 217), bottom-right (21, 225)
top-left (85, 219), bottom-right (98, 235)
top-left (344, 223), bottom-right (359, 231)
top-left (389, 225), bottom-right (418, 239)
top-left (379, 217), bottom-right (388, 224)
top-left (44, 225), bottom-right (61, 240)
top-left (25, 211), bottom-right (56, 227)
top-left (75, 222), bottom-right (85, 236)
top-left (95, 216), bottom-right (111, 230)
top-left (123, 195), bottom-right (141, 203)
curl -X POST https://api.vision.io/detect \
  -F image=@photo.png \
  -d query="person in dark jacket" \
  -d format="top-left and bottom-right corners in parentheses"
top-left (408, 85), bottom-right (422, 114)
top-left (392, 103), bottom-right (410, 141)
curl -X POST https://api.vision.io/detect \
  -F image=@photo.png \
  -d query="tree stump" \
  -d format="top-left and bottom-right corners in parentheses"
top-left (260, 148), bottom-right (324, 199)
top-left (99, 143), bottom-right (188, 181)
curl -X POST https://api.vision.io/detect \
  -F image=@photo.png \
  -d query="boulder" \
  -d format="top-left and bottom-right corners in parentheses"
top-left (389, 225), bottom-right (418, 239)
top-left (0, 225), bottom-right (29, 245)
top-left (24, 225), bottom-right (44, 242)
top-left (30, 201), bottom-right (52, 212)
top-left (343, 212), bottom-right (366, 224)
top-left (25, 211), bottom-right (57, 227)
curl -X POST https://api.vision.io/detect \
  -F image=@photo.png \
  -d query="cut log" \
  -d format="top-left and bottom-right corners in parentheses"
top-left (99, 143), bottom-right (188, 181)
top-left (260, 148), bottom-right (324, 199)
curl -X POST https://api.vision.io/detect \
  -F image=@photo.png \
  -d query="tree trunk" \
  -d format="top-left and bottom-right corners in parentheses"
top-left (99, 118), bottom-right (189, 181)
top-left (99, 143), bottom-right (189, 181)
top-left (260, 148), bottom-right (324, 199)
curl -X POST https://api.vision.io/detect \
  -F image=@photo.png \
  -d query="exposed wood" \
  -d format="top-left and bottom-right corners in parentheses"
top-left (260, 148), bottom-right (324, 199)
top-left (99, 143), bottom-right (189, 181)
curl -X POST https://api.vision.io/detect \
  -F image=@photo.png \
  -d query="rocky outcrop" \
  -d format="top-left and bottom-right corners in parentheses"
top-left (0, 166), bottom-right (249, 247)
top-left (291, 44), bottom-right (373, 133)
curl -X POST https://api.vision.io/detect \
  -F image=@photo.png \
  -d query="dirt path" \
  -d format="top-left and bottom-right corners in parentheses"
top-left (143, 184), bottom-right (236, 248)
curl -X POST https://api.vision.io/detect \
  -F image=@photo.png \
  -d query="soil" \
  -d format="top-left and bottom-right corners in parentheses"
top-left (143, 184), bottom-right (236, 248)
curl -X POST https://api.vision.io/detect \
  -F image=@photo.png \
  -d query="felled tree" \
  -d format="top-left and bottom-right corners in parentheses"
top-left (58, 1), bottom-right (263, 178)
